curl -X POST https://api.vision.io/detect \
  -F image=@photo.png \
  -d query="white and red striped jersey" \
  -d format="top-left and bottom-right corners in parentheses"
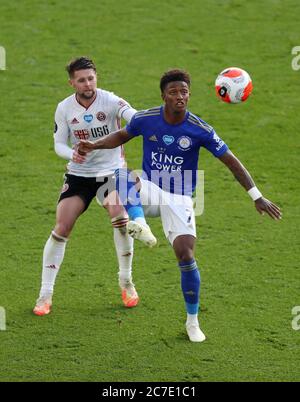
top-left (54, 88), bottom-right (136, 177)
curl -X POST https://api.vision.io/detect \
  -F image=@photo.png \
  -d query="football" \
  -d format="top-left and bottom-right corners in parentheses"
top-left (215, 67), bottom-right (253, 103)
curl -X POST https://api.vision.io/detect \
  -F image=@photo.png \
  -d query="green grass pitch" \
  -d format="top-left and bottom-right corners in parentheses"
top-left (0, 0), bottom-right (300, 382)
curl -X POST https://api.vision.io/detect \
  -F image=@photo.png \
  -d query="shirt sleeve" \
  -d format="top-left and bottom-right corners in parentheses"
top-left (108, 92), bottom-right (135, 121)
top-left (54, 142), bottom-right (73, 160)
top-left (125, 112), bottom-right (141, 137)
top-left (53, 104), bottom-right (73, 160)
top-left (121, 107), bottom-right (137, 123)
top-left (202, 129), bottom-right (229, 157)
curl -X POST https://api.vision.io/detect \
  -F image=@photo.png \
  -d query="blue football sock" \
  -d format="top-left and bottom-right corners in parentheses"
top-left (115, 168), bottom-right (145, 221)
top-left (178, 259), bottom-right (200, 315)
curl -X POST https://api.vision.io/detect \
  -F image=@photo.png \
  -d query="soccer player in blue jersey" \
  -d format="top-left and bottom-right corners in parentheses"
top-left (79, 69), bottom-right (282, 342)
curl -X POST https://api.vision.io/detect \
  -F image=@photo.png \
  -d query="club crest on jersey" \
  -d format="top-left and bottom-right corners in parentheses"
top-left (96, 111), bottom-right (106, 121)
top-left (177, 136), bottom-right (192, 151)
top-left (84, 114), bottom-right (93, 123)
top-left (163, 135), bottom-right (175, 146)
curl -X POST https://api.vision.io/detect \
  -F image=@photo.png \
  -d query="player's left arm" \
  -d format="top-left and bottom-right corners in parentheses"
top-left (218, 150), bottom-right (282, 220)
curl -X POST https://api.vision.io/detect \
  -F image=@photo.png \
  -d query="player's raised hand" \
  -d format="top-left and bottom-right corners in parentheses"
top-left (72, 143), bottom-right (86, 164)
top-left (255, 197), bottom-right (282, 220)
top-left (79, 140), bottom-right (95, 154)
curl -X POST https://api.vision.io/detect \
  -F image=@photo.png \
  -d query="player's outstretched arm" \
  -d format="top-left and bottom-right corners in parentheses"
top-left (218, 150), bottom-right (282, 220)
top-left (79, 128), bottom-right (133, 153)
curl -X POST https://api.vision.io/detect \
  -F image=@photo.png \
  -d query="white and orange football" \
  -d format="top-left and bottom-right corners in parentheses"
top-left (215, 67), bottom-right (253, 103)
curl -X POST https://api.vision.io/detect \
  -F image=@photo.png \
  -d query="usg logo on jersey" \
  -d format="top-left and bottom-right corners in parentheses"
top-left (177, 136), bottom-right (192, 151)
top-left (163, 135), bottom-right (175, 146)
top-left (84, 114), bottom-right (93, 123)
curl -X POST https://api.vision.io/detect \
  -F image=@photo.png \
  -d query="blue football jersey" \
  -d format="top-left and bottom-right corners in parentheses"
top-left (126, 106), bottom-right (229, 196)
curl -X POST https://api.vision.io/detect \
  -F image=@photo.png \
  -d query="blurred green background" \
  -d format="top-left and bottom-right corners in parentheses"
top-left (0, 0), bottom-right (299, 381)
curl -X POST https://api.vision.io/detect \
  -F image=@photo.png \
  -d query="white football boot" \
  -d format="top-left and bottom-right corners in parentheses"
top-left (127, 221), bottom-right (157, 248)
top-left (186, 323), bottom-right (206, 342)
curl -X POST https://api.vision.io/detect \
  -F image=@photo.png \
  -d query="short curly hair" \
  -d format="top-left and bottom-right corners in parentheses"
top-left (66, 57), bottom-right (96, 78)
top-left (160, 69), bottom-right (191, 92)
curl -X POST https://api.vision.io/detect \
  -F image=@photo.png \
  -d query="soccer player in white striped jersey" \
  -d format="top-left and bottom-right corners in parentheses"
top-left (33, 56), bottom-right (147, 316)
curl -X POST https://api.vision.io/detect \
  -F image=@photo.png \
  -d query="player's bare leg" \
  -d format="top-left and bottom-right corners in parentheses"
top-left (103, 191), bottom-right (139, 307)
top-left (173, 235), bottom-right (206, 342)
top-left (33, 196), bottom-right (85, 316)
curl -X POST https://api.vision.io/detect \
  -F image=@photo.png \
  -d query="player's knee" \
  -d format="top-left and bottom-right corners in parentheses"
top-left (106, 203), bottom-right (126, 218)
top-left (173, 235), bottom-right (195, 262)
top-left (177, 248), bottom-right (194, 263)
top-left (54, 223), bottom-right (73, 238)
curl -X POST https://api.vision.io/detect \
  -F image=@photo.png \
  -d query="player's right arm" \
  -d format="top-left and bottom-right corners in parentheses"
top-left (54, 104), bottom-right (86, 164)
top-left (79, 128), bottom-right (133, 153)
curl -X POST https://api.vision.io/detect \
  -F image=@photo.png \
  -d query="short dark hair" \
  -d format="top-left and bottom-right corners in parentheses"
top-left (66, 57), bottom-right (96, 78)
top-left (160, 69), bottom-right (191, 92)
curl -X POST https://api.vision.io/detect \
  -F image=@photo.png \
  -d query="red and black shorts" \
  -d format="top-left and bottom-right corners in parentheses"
top-left (58, 173), bottom-right (116, 211)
